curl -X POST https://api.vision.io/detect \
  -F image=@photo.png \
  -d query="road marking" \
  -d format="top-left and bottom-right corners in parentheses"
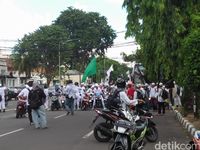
top-left (5, 108), bottom-right (16, 112)
top-left (0, 128), bottom-right (24, 138)
top-left (82, 130), bottom-right (93, 139)
top-left (54, 114), bottom-right (66, 119)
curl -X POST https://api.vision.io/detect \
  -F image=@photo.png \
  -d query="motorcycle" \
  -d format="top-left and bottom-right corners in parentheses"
top-left (91, 108), bottom-right (130, 142)
top-left (16, 100), bottom-right (26, 118)
top-left (110, 117), bottom-right (148, 150)
top-left (135, 109), bottom-right (158, 142)
top-left (49, 93), bottom-right (61, 111)
top-left (91, 107), bottom-right (158, 143)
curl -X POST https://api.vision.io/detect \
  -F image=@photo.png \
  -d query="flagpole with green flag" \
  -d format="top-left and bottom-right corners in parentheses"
top-left (82, 57), bottom-right (97, 82)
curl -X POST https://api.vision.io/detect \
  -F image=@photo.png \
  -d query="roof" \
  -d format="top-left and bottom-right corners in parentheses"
top-left (65, 70), bottom-right (81, 75)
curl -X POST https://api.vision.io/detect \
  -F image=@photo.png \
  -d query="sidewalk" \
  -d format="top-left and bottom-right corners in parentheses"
top-left (144, 109), bottom-right (191, 150)
top-left (172, 107), bottom-right (200, 138)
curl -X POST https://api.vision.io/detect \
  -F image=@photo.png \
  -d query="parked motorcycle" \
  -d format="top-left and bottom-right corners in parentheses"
top-left (111, 118), bottom-right (148, 150)
top-left (135, 109), bottom-right (158, 142)
top-left (91, 108), bottom-right (130, 142)
top-left (91, 107), bottom-right (158, 143)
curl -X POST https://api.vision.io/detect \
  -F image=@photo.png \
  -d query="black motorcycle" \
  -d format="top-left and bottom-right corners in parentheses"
top-left (49, 93), bottom-right (61, 111)
top-left (111, 118), bottom-right (148, 150)
top-left (91, 108), bottom-right (129, 142)
top-left (91, 108), bottom-right (158, 143)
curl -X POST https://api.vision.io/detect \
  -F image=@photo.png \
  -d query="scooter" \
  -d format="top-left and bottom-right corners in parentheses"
top-left (111, 117), bottom-right (148, 150)
top-left (91, 107), bottom-right (158, 143)
top-left (91, 108), bottom-right (129, 142)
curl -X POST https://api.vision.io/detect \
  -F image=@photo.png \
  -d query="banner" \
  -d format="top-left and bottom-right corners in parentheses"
top-left (81, 57), bottom-right (96, 82)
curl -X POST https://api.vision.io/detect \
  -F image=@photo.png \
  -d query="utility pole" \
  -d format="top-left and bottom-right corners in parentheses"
top-left (59, 42), bottom-right (61, 83)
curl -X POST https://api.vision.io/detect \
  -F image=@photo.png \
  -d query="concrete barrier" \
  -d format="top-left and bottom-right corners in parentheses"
top-left (172, 107), bottom-right (198, 137)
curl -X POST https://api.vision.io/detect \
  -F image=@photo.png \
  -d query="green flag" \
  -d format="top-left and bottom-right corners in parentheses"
top-left (82, 57), bottom-right (96, 82)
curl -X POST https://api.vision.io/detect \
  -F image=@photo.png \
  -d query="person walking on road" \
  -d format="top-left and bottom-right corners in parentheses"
top-left (65, 80), bottom-right (77, 116)
top-left (28, 82), bottom-right (47, 129)
top-left (0, 84), bottom-right (6, 112)
top-left (157, 83), bottom-right (166, 115)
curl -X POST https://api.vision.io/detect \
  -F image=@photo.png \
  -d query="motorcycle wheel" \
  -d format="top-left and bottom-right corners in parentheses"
top-left (94, 122), bottom-right (113, 142)
top-left (111, 142), bottom-right (125, 150)
top-left (145, 126), bottom-right (158, 142)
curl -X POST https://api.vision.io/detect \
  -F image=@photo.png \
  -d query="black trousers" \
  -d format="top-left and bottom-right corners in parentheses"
top-left (158, 102), bottom-right (165, 114)
top-left (27, 105), bottom-right (33, 123)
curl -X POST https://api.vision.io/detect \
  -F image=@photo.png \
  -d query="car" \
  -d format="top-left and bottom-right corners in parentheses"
top-left (6, 85), bottom-right (26, 101)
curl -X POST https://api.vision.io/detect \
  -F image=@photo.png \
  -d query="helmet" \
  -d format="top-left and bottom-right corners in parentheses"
top-left (116, 77), bottom-right (126, 88)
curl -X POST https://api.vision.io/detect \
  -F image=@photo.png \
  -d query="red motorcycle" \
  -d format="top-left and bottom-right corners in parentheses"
top-left (16, 100), bottom-right (26, 118)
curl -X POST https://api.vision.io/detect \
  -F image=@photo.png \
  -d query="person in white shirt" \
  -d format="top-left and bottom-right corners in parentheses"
top-left (92, 84), bottom-right (106, 109)
top-left (0, 84), bottom-right (6, 112)
top-left (17, 80), bottom-right (33, 124)
top-left (43, 84), bottom-right (49, 110)
top-left (115, 77), bottom-right (139, 111)
top-left (157, 83), bottom-right (166, 115)
top-left (65, 80), bottom-right (78, 115)
top-left (149, 83), bottom-right (158, 111)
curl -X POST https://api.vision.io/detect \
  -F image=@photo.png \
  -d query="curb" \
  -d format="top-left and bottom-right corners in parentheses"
top-left (172, 107), bottom-right (200, 138)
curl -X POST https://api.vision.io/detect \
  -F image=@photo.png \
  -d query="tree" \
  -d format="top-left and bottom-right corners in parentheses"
top-left (12, 25), bottom-right (73, 85)
top-left (96, 57), bottom-right (130, 83)
top-left (54, 7), bottom-right (116, 71)
top-left (122, 0), bottom-right (198, 82)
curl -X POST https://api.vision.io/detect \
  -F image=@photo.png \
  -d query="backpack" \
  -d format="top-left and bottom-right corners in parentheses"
top-left (161, 89), bottom-right (168, 100)
top-left (28, 89), bottom-right (43, 110)
top-left (177, 86), bottom-right (180, 95)
top-left (106, 89), bottom-right (122, 109)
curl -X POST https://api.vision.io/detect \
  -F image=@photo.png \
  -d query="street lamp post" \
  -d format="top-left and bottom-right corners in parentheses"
top-left (58, 39), bottom-right (79, 84)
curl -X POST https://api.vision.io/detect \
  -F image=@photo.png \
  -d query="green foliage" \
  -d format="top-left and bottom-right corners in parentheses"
top-left (123, 0), bottom-right (200, 114)
top-left (12, 7), bottom-right (116, 85)
top-left (96, 57), bottom-right (130, 82)
top-left (54, 7), bottom-right (116, 70)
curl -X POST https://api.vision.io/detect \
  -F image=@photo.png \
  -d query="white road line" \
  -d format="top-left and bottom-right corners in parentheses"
top-left (82, 130), bottom-right (93, 139)
top-left (54, 114), bottom-right (66, 119)
top-left (0, 128), bottom-right (24, 138)
top-left (6, 108), bottom-right (16, 111)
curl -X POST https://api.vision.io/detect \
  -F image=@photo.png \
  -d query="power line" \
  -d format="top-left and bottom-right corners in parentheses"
top-left (0, 39), bottom-right (18, 42)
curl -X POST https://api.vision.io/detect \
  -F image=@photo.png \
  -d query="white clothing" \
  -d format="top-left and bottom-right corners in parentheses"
top-left (157, 88), bottom-right (164, 102)
top-left (44, 88), bottom-right (49, 109)
top-left (0, 87), bottom-right (6, 110)
top-left (149, 86), bottom-right (157, 98)
top-left (65, 84), bottom-right (78, 99)
top-left (18, 86), bottom-right (32, 106)
top-left (119, 91), bottom-right (138, 110)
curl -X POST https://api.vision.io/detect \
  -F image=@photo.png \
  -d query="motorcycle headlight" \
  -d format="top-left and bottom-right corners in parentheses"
top-left (116, 126), bottom-right (126, 133)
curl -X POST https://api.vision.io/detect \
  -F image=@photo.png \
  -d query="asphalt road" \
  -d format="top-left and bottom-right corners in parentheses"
top-left (0, 101), bottom-right (191, 150)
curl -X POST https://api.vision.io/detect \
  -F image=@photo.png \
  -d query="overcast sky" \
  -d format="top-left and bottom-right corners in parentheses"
top-left (0, 0), bottom-right (138, 62)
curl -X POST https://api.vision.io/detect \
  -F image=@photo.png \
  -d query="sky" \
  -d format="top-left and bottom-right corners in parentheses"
top-left (0, 0), bottom-right (139, 62)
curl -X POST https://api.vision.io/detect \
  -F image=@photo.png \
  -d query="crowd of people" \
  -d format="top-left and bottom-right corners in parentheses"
top-left (0, 78), bottom-right (183, 129)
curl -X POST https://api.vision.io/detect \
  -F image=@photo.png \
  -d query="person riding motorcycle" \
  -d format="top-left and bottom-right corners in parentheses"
top-left (116, 77), bottom-right (142, 110)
